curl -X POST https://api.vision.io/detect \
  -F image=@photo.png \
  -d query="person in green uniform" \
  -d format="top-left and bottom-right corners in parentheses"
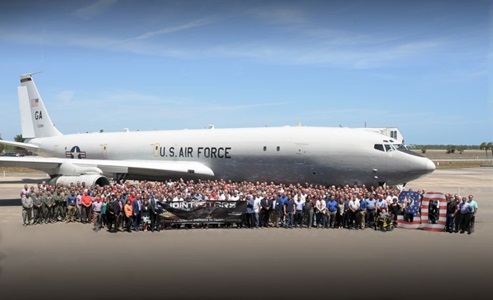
top-left (54, 187), bottom-right (66, 222)
top-left (21, 192), bottom-right (33, 226)
top-left (32, 190), bottom-right (44, 225)
top-left (44, 190), bottom-right (55, 223)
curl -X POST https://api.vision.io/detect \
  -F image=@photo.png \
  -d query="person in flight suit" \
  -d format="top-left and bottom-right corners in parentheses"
top-left (21, 191), bottom-right (33, 226)
top-left (32, 190), bottom-right (44, 225)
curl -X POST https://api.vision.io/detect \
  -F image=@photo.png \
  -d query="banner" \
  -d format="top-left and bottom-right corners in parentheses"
top-left (421, 192), bottom-right (447, 232)
top-left (161, 201), bottom-right (246, 224)
top-left (397, 191), bottom-right (421, 229)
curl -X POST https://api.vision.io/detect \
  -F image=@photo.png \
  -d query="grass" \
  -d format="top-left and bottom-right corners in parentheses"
top-left (411, 149), bottom-right (493, 169)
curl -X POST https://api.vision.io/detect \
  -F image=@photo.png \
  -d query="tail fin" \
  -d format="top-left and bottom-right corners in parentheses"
top-left (18, 74), bottom-right (62, 138)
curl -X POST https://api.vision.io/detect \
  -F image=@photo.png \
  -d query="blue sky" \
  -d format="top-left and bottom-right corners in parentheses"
top-left (0, 0), bottom-right (490, 145)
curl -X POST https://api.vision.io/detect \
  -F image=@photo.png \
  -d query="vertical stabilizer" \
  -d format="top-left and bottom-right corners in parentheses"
top-left (19, 74), bottom-right (62, 138)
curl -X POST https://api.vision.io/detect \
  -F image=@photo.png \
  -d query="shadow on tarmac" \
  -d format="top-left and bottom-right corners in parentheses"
top-left (0, 199), bottom-right (21, 207)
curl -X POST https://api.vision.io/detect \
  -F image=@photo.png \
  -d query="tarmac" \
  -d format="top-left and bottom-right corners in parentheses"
top-left (0, 168), bottom-right (492, 300)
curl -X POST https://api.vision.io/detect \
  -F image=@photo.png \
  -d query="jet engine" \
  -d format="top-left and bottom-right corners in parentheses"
top-left (49, 174), bottom-right (110, 187)
top-left (49, 162), bottom-right (111, 186)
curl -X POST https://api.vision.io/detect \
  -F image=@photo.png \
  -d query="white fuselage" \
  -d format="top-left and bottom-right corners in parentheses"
top-left (28, 126), bottom-right (434, 186)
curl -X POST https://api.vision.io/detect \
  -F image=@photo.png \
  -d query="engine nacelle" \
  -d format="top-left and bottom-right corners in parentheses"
top-left (58, 162), bottom-right (103, 176)
top-left (49, 174), bottom-right (110, 187)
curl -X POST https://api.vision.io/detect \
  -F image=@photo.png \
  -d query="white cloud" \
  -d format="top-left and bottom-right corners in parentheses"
top-left (55, 90), bottom-right (76, 104)
top-left (74, 0), bottom-right (118, 20)
top-left (121, 17), bottom-right (216, 42)
top-left (249, 6), bottom-right (306, 24)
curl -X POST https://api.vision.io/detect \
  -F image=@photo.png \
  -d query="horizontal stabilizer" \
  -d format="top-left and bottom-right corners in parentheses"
top-left (0, 140), bottom-right (39, 151)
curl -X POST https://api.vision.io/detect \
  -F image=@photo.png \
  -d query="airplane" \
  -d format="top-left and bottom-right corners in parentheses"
top-left (0, 74), bottom-right (435, 187)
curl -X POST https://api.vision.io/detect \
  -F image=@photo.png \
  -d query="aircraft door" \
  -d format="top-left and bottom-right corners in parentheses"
top-left (52, 144), bottom-right (60, 156)
top-left (295, 143), bottom-right (308, 165)
top-left (101, 144), bottom-right (108, 159)
top-left (371, 143), bottom-right (390, 185)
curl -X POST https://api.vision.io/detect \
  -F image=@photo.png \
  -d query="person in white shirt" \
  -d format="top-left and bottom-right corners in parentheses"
top-left (253, 193), bottom-right (262, 228)
top-left (230, 191), bottom-right (240, 201)
top-left (348, 195), bottom-right (360, 229)
top-left (315, 198), bottom-right (327, 228)
top-left (294, 193), bottom-right (305, 227)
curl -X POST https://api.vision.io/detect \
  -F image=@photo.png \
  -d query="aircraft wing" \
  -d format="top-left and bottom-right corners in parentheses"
top-left (0, 156), bottom-right (215, 178)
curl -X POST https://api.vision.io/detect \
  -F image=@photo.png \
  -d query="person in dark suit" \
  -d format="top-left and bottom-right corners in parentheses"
top-left (132, 194), bottom-right (142, 231)
top-left (269, 195), bottom-right (279, 227)
top-left (149, 194), bottom-right (160, 232)
top-left (304, 196), bottom-right (314, 228)
top-left (260, 196), bottom-right (271, 227)
top-left (106, 196), bottom-right (120, 232)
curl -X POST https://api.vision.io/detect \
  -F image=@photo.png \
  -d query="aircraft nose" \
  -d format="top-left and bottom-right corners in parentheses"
top-left (426, 159), bottom-right (436, 173)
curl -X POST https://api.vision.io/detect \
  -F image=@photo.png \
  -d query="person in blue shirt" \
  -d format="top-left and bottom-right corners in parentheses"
top-left (326, 195), bottom-right (338, 228)
top-left (277, 192), bottom-right (289, 227)
top-left (245, 194), bottom-right (256, 228)
top-left (365, 193), bottom-right (377, 228)
top-left (358, 195), bottom-right (367, 229)
top-left (467, 195), bottom-right (478, 234)
top-left (284, 196), bottom-right (295, 229)
top-left (65, 189), bottom-right (77, 223)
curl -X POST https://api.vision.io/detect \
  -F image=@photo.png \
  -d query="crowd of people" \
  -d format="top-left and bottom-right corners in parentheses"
top-left (19, 178), bottom-right (478, 234)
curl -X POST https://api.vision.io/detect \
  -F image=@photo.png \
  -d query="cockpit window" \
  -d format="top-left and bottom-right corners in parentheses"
top-left (384, 144), bottom-right (393, 152)
top-left (393, 144), bottom-right (407, 150)
top-left (374, 144), bottom-right (385, 152)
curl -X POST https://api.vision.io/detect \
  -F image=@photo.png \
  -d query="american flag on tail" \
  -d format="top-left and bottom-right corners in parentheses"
top-left (397, 191), bottom-right (421, 229)
top-left (31, 98), bottom-right (39, 107)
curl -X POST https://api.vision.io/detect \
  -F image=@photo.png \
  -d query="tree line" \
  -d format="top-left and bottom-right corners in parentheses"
top-left (413, 143), bottom-right (493, 157)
